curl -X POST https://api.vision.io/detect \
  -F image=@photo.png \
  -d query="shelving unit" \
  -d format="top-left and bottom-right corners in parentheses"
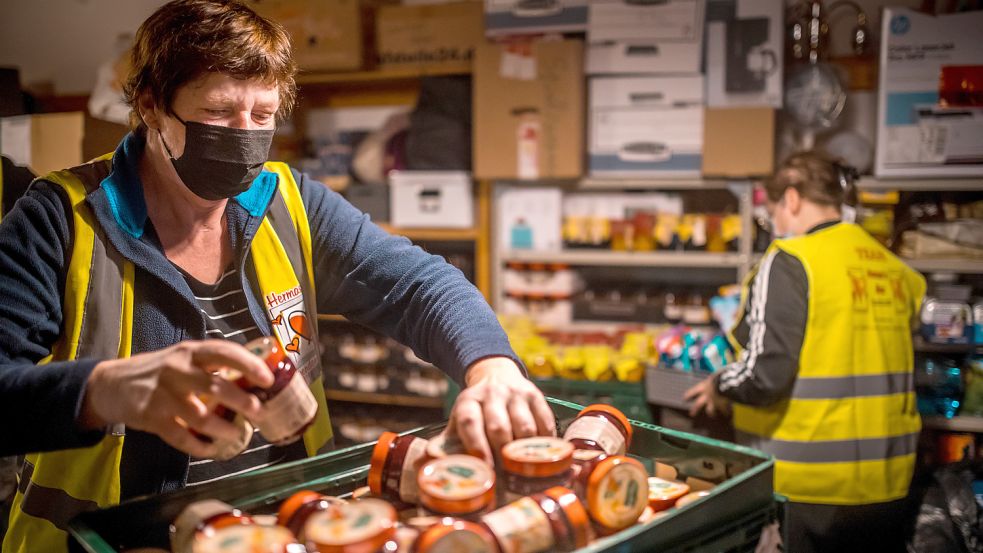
top-left (857, 177), bottom-right (983, 192)
top-left (324, 389), bottom-right (444, 409)
top-left (378, 223), bottom-right (480, 242)
top-left (922, 416), bottom-right (983, 433)
top-left (296, 67), bottom-right (469, 87)
top-left (501, 250), bottom-right (749, 268)
top-left (903, 258), bottom-right (983, 274)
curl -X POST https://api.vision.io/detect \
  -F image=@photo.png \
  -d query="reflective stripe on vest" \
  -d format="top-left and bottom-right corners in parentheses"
top-left (730, 223), bottom-right (926, 505)
top-left (3, 159), bottom-right (332, 553)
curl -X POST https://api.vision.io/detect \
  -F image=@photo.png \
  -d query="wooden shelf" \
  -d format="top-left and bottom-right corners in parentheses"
top-left (502, 250), bottom-right (748, 268)
top-left (578, 177), bottom-right (750, 191)
top-left (324, 389), bottom-right (444, 409)
top-left (922, 416), bottom-right (983, 433)
top-left (904, 258), bottom-right (983, 274)
top-left (378, 224), bottom-right (479, 242)
top-left (913, 336), bottom-right (978, 355)
top-left (858, 177), bottom-right (983, 192)
top-left (317, 314), bottom-right (348, 323)
top-left (297, 67), bottom-right (469, 86)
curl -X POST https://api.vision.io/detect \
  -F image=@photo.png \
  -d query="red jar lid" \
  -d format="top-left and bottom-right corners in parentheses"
top-left (368, 431), bottom-right (398, 495)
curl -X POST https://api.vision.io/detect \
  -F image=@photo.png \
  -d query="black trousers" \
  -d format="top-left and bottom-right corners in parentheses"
top-left (784, 498), bottom-right (910, 553)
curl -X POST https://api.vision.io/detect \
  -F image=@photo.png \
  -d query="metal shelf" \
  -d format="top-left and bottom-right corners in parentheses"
top-left (502, 249), bottom-right (747, 268)
top-left (858, 177), bottom-right (983, 192)
top-left (578, 177), bottom-right (750, 191)
top-left (922, 416), bottom-right (983, 433)
top-left (324, 389), bottom-right (445, 409)
top-left (903, 258), bottom-right (983, 274)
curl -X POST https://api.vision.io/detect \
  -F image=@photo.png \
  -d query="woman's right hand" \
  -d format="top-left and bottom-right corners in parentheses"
top-left (79, 340), bottom-right (274, 457)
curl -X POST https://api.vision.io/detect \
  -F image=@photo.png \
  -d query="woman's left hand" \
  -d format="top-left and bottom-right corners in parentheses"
top-left (684, 375), bottom-right (732, 418)
top-left (446, 357), bottom-right (554, 465)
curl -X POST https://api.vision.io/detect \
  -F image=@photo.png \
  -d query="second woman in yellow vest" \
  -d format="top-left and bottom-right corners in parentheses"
top-left (685, 152), bottom-right (925, 553)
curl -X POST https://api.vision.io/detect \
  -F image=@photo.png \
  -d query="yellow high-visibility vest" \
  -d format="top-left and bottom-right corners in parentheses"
top-left (3, 156), bottom-right (333, 552)
top-left (731, 223), bottom-right (925, 505)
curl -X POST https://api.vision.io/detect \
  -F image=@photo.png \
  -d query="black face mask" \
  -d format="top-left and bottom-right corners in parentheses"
top-left (160, 117), bottom-right (275, 201)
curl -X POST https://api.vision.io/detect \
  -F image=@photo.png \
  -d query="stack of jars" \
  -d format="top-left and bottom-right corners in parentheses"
top-left (170, 404), bottom-right (710, 553)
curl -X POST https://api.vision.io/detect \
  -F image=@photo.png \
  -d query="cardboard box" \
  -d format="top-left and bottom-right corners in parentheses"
top-left (875, 8), bottom-right (983, 177)
top-left (589, 76), bottom-right (703, 177)
top-left (586, 41), bottom-right (703, 76)
top-left (389, 171), bottom-right (474, 228)
top-left (702, 107), bottom-right (775, 177)
top-left (376, 2), bottom-right (483, 74)
top-left (83, 114), bottom-right (128, 161)
top-left (247, 0), bottom-right (363, 72)
top-left (588, 0), bottom-right (704, 43)
top-left (496, 186), bottom-right (563, 251)
top-left (473, 40), bottom-right (585, 180)
top-left (705, 0), bottom-right (783, 108)
top-left (484, 0), bottom-right (588, 37)
top-left (0, 112), bottom-right (83, 176)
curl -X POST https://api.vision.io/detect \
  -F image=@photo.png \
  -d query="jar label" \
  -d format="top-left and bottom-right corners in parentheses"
top-left (399, 437), bottom-right (430, 504)
top-left (419, 455), bottom-right (494, 501)
top-left (482, 497), bottom-right (554, 553)
top-left (305, 498), bottom-right (394, 546)
top-left (255, 373), bottom-right (318, 444)
top-left (564, 416), bottom-right (626, 456)
top-left (592, 462), bottom-right (648, 529)
top-left (209, 413), bottom-right (254, 461)
top-left (192, 525), bottom-right (296, 553)
top-left (502, 437), bottom-right (573, 463)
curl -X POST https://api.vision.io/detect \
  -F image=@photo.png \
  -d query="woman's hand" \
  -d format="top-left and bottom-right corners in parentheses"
top-left (80, 340), bottom-right (274, 457)
top-left (684, 375), bottom-right (731, 418)
top-left (446, 357), bottom-right (554, 465)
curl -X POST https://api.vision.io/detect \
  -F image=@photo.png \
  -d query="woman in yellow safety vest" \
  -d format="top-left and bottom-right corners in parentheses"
top-left (0, 1), bottom-right (553, 550)
top-left (686, 152), bottom-right (926, 553)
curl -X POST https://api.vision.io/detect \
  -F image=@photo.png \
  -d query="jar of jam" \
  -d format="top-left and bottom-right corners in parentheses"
top-left (481, 486), bottom-right (591, 553)
top-left (568, 450), bottom-right (648, 532)
top-left (277, 490), bottom-right (347, 541)
top-left (417, 454), bottom-right (496, 519)
top-left (303, 498), bottom-right (398, 553)
top-left (368, 431), bottom-right (431, 505)
top-left (563, 404), bottom-right (633, 456)
top-left (190, 397), bottom-right (255, 461)
top-left (647, 477), bottom-right (690, 512)
top-left (170, 499), bottom-right (302, 553)
top-left (415, 518), bottom-right (500, 553)
top-left (245, 336), bottom-right (319, 445)
top-left (501, 437), bottom-right (575, 502)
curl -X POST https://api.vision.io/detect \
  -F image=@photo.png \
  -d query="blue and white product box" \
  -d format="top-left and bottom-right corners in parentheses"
top-left (586, 0), bottom-right (705, 75)
top-left (705, 0), bottom-right (783, 108)
top-left (496, 187), bottom-right (563, 252)
top-left (589, 76), bottom-right (704, 177)
top-left (389, 171), bottom-right (474, 229)
top-left (484, 0), bottom-right (588, 37)
top-left (875, 8), bottom-right (983, 178)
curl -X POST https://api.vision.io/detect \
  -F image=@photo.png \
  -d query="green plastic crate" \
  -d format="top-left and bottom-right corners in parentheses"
top-left (68, 398), bottom-right (773, 552)
top-left (533, 378), bottom-right (653, 423)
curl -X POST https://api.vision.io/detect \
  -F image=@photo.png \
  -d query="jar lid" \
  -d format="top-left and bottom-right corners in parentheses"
top-left (542, 487), bottom-right (591, 550)
top-left (417, 455), bottom-right (496, 515)
top-left (368, 431), bottom-right (398, 495)
top-left (277, 490), bottom-right (323, 528)
top-left (192, 525), bottom-right (300, 553)
top-left (304, 498), bottom-right (397, 552)
top-left (579, 404), bottom-right (633, 444)
top-left (674, 490), bottom-right (712, 508)
top-left (585, 456), bottom-right (649, 531)
top-left (414, 518), bottom-right (499, 553)
top-left (647, 477), bottom-right (690, 512)
top-left (501, 437), bottom-right (574, 478)
top-left (170, 500), bottom-right (238, 553)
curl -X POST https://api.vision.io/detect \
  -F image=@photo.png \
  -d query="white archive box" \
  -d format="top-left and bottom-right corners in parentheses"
top-left (705, 0), bottom-right (783, 108)
top-left (589, 76), bottom-right (705, 177)
top-left (586, 0), bottom-right (705, 75)
top-left (875, 8), bottom-right (983, 177)
top-left (389, 171), bottom-right (474, 228)
top-left (588, 0), bottom-right (705, 43)
top-left (484, 0), bottom-right (588, 37)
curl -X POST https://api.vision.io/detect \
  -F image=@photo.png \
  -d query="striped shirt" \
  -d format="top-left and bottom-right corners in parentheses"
top-left (176, 265), bottom-right (306, 486)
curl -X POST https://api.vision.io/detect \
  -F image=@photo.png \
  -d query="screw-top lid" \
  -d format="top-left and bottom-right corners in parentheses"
top-left (368, 431), bottom-right (398, 495)
top-left (585, 456), bottom-right (649, 531)
top-left (501, 437), bottom-right (574, 478)
top-left (417, 455), bottom-right (496, 516)
top-left (647, 477), bottom-right (690, 512)
top-left (543, 487), bottom-right (591, 550)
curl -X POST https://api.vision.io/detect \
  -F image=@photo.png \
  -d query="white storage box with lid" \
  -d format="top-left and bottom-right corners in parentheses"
top-left (484, 0), bottom-right (588, 37)
top-left (389, 171), bottom-right (474, 229)
top-left (589, 76), bottom-right (704, 177)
